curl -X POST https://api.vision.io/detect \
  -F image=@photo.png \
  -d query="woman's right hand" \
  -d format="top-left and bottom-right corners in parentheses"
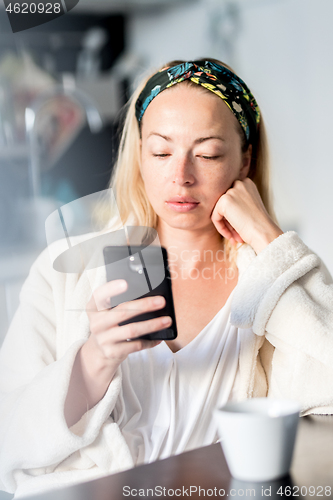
top-left (83, 279), bottom-right (172, 379)
top-left (65, 279), bottom-right (171, 427)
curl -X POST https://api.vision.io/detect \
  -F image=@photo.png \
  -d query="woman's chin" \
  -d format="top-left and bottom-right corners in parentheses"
top-left (157, 211), bottom-right (212, 231)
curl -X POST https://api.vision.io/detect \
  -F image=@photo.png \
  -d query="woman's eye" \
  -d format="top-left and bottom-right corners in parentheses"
top-left (198, 155), bottom-right (220, 160)
top-left (152, 153), bottom-right (170, 158)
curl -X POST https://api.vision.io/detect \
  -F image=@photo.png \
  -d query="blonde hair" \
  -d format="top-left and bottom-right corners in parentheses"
top-left (106, 58), bottom-right (275, 263)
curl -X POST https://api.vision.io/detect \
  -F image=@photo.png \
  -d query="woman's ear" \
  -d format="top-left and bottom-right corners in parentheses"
top-left (239, 144), bottom-right (252, 180)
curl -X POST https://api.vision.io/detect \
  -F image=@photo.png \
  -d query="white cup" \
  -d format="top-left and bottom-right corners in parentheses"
top-left (213, 398), bottom-right (300, 482)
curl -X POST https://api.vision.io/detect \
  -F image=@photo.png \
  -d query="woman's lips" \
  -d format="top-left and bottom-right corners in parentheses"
top-left (165, 201), bottom-right (200, 212)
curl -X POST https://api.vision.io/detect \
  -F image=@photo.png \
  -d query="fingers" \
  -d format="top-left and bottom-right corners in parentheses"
top-left (223, 218), bottom-right (244, 244)
top-left (84, 286), bottom-right (169, 380)
top-left (89, 314), bottom-right (170, 360)
top-left (111, 314), bottom-right (172, 343)
top-left (87, 279), bottom-right (128, 313)
top-left (211, 214), bottom-right (243, 245)
top-left (88, 294), bottom-right (167, 337)
top-left (211, 180), bottom-right (253, 245)
top-left (111, 295), bottom-right (166, 324)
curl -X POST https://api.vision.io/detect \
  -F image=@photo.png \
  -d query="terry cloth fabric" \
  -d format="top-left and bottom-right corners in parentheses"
top-left (0, 231), bottom-right (333, 498)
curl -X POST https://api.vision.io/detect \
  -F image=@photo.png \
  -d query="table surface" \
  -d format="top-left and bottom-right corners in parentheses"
top-left (28, 415), bottom-right (333, 500)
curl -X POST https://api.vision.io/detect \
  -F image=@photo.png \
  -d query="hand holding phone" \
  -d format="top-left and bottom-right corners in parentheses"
top-left (69, 280), bottom-right (170, 422)
top-left (83, 279), bottom-right (171, 373)
top-left (103, 245), bottom-right (177, 341)
top-left (65, 242), bottom-right (175, 428)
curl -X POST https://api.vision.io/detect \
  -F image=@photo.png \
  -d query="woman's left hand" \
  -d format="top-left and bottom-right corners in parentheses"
top-left (211, 178), bottom-right (283, 254)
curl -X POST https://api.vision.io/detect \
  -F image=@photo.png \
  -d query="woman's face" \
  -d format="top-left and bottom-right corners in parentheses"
top-left (140, 83), bottom-right (251, 232)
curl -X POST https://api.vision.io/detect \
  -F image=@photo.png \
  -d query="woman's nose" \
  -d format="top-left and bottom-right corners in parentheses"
top-left (171, 155), bottom-right (195, 185)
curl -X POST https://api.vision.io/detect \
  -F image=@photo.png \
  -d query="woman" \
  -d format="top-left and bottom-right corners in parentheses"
top-left (1, 59), bottom-right (333, 498)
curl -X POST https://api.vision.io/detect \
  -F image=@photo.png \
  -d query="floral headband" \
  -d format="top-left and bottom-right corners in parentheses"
top-left (135, 60), bottom-right (260, 145)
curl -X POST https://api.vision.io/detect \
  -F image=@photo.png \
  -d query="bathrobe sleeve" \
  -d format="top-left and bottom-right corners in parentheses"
top-left (0, 247), bottom-right (133, 496)
top-left (231, 231), bottom-right (333, 414)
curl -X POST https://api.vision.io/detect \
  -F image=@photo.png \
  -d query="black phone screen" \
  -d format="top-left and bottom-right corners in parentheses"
top-left (103, 245), bottom-right (177, 341)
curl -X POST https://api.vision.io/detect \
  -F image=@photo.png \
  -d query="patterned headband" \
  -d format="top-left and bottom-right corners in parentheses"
top-left (135, 60), bottom-right (260, 145)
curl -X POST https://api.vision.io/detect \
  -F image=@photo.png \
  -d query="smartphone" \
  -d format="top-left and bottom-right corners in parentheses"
top-left (103, 244), bottom-right (177, 341)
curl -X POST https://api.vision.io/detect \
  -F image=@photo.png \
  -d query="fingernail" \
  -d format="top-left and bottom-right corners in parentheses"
top-left (154, 296), bottom-right (165, 306)
top-left (117, 280), bottom-right (127, 290)
top-left (162, 316), bottom-right (172, 325)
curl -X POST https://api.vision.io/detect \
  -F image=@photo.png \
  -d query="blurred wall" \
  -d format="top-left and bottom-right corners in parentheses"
top-left (236, 0), bottom-right (333, 274)
top-left (128, 0), bottom-right (333, 274)
top-left (0, 8), bottom-right (126, 346)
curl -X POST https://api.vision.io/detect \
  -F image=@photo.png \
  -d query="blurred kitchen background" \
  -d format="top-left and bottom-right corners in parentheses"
top-left (0, 0), bottom-right (333, 349)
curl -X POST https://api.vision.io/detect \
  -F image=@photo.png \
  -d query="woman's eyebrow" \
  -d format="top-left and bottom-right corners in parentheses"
top-left (147, 133), bottom-right (225, 143)
top-left (147, 132), bottom-right (171, 141)
top-left (194, 136), bottom-right (226, 144)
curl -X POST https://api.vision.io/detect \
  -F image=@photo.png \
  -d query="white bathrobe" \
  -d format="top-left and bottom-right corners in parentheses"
top-left (0, 231), bottom-right (333, 498)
